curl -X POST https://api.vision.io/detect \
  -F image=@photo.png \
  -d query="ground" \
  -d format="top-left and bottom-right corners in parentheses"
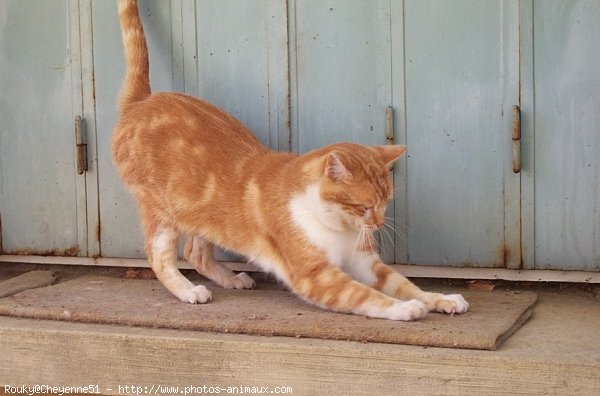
top-left (0, 263), bottom-right (599, 395)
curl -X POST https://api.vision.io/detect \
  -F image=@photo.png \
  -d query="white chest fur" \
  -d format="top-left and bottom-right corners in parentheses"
top-left (289, 183), bottom-right (369, 267)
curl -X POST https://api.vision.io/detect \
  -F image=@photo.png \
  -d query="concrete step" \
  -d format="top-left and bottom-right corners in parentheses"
top-left (1, 277), bottom-right (599, 395)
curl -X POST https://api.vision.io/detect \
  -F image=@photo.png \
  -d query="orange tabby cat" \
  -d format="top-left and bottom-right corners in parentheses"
top-left (113, 0), bottom-right (468, 320)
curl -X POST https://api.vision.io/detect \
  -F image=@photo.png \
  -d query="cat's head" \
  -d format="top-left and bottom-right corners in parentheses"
top-left (317, 144), bottom-right (406, 232)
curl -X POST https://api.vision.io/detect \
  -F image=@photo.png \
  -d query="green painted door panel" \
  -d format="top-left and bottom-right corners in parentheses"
top-left (0, 1), bottom-right (86, 256)
top-left (191, 0), bottom-right (289, 150)
top-left (529, 0), bottom-right (600, 270)
top-left (402, 0), bottom-right (520, 267)
top-left (291, 0), bottom-right (392, 152)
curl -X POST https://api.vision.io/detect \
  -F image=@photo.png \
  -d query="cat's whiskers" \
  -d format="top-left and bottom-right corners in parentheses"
top-left (357, 227), bottom-right (367, 252)
top-left (383, 218), bottom-right (407, 242)
top-left (384, 223), bottom-right (405, 242)
top-left (361, 225), bottom-right (377, 254)
top-left (349, 227), bottom-right (365, 269)
top-left (383, 216), bottom-right (409, 232)
top-left (378, 226), bottom-right (395, 257)
top-left (373, 230), bottom-right (385, 257)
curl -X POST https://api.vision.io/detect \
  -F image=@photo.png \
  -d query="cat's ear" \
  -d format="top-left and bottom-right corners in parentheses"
top-left (373, 145), bottom-right (407, 168)
top-left (325, 152), bottom-right (352, 181)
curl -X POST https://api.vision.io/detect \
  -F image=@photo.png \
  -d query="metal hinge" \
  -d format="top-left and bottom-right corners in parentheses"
top-left (512, 105), bottom-right (521, 173)
top-left (74, 116), bottom-right (88, 174)
top-left (385, 106), bottom-right (394, 144)
top-left (385, 106), bottom-right (395, 171)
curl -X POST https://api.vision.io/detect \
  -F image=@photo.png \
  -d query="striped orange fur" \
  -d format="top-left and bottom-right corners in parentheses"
top-left (112, 0), bottom-right (468, 320)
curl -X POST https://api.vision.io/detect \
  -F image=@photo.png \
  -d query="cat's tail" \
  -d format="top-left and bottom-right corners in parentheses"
top-left (117, 0), bottom-right (151, 111)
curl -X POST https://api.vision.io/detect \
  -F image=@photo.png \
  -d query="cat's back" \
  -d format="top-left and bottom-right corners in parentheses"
top-left (112, 92), bottom-right (269, 187)
top-left (116, 92), bottom-right (262, 148)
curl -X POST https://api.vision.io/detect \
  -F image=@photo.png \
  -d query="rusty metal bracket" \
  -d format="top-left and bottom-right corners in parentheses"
top-left (385, 106), bottom-right (394, 171)
top-left (385, 106), bottom-right (394, 144)
top-left (512, 105), bottom-right (521, 173)
top-left (74, 116), bottom-right (88, 174)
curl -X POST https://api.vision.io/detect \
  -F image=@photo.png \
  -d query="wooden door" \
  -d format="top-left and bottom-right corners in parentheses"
top-left (521, 1), bottom-right (600, 271)
top-left (0, 1), bottom-right (95, 257)
top-left (400, 0), bottom-right (521, 268)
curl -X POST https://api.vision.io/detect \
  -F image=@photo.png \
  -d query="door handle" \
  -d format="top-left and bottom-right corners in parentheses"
top-left (512, 105), bottom-right (521, 173)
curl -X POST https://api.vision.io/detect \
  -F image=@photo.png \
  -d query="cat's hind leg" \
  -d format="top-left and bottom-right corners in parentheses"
top-left (184, 236), bottom-right (255, 290)
top-left (146, 225), bottom-right (212, 304)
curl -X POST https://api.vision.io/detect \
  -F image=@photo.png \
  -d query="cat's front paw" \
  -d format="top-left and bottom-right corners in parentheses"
top-left (385, 299), bottom-right (428, 321)
top-left (434, 293), bottom-right (469, 315)
top-left (222, 272), bottom-right (256, 290)
top-left (180, 285), bottom-right (213, 304)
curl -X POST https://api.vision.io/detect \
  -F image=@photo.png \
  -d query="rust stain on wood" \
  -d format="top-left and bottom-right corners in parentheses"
top-left (96, 222), bottom-right (102, 243)
top-left (495, 244), bottom-right (511, 269)
top-left (4, 247), bottom-right (80, 257)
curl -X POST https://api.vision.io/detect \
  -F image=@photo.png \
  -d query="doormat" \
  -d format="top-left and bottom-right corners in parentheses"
top-left (0, 275), bottom-right (537, 350)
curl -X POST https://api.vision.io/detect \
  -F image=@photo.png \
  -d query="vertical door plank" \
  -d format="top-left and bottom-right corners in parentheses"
top-left (531, 1), bottom-right (600, 271)
top-left (192, 0), bottom-right (288, 150)
top-left (391, 0), bottom-right (408, 263)
top-left (78, 0), bottom-right (101, 257)
top-left (291, 0), bottom-right (394, 261)
top-left (93, 0), bottom-right (176, 258)
top-left (292, 0), bottom-right (392, 152)
top-left (69, 0), bottom-right (90, 256)
top-left (519, 0), bottom-right (536, 269)
top-left (501, 1), bottom-right (522, 269)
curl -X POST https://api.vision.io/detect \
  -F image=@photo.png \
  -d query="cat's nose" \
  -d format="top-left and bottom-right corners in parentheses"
top-left (374, 219), bottom-right (385, 229)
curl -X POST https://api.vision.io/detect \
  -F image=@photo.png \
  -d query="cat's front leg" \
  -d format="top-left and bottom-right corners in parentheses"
top-left (374, 260), bottom-right (468, 314)
top-left (289, 260), bottom-right (428, 321)
top-left (346, 256), bottom-right (468, 315)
